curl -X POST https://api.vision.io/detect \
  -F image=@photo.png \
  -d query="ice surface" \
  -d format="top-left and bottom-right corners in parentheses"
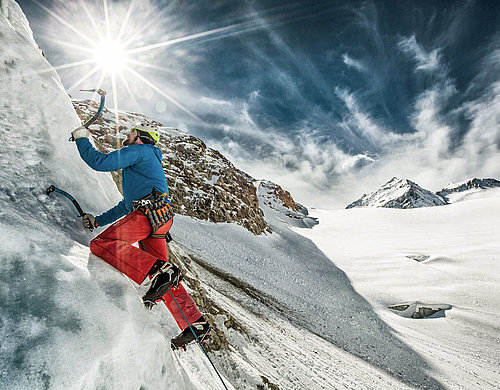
top-left (0, 2), bottom-right (197, 388)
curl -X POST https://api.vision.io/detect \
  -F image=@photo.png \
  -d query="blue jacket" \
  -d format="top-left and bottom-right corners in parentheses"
top-left (76, 138), bottom-right (169, 226)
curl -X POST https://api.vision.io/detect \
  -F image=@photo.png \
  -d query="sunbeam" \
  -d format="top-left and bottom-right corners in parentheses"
top-left (40, 35), bottom-right (94, 54)
top-left (127, 59), bottom-right (174, 74)
top-left (118, 71), bottom-right (141, 112)
top-left (32, 0), bottom-right (95, 46)
top-left (68, 65), bottom-right (102, 93)
top-left (52, 58), bottom-right (96, 71)
top-left (111, 72), bottom-right (121, 148)
top-left (125, 20), bottom-right (264, 55)
top-left (80, 0), bottom-right (105, 43)
top-left (103, 0), bottom-right (112, 41)
top-left (94, 71), bottom-right (107, 98)
top-left (126, 66), bottom-right (203, 123)
top-left (116, 0), bottom-right (136, 42)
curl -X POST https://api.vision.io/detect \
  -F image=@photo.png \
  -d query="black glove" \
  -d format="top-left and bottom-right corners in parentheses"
top-left (82, 214), bottom-right (98, 230)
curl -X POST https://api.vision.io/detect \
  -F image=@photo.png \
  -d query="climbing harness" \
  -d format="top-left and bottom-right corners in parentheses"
top-left (132, 190), bottom-right (174, 238)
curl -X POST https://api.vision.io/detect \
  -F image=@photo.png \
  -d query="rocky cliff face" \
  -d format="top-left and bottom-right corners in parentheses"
top-left (346, 177), bottom-right (447, 209)
top-left (72, 99), bottom-right (311, 235)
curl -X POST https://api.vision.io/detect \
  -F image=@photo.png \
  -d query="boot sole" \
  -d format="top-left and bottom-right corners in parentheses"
top-left (142, 275), bottom-right (183, 304)
top-left (171, 332), bottom-right (211, 351)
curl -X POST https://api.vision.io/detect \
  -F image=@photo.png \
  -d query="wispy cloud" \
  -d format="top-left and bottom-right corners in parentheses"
top-left (189, 26), bottom-right (499, 208)
top-left (461, 78), bottom-right (500, 172)
top-left (34, 0), bottom-right (497, 209)
top-left (342, 53), bottom-right (366, 72)
top-left (398, 35), bottom-right (442, 72)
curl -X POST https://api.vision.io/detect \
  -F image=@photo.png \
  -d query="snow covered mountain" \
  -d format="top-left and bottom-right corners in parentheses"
top-left (346, 177), bottom-right (447, 209)
top-left (2, 1), bottom-right (499, 389)
top-left (437, 178), bottom-right (500, 203)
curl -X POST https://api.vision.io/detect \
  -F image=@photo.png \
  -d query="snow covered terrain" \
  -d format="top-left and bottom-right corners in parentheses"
top-left (295, 194), bottom-right (500, 389)
top-left (346, 177), bottom-right (447, 209)
top-left (1, 1), bottom-right (499, 389)
top-left (437, 178), bottom-right (500, 204)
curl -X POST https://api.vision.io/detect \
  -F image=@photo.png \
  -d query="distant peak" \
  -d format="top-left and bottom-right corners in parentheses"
top-left (347, 177), bottom-right (446, 209)
top-left (437, 178), bottom-right (500, 201)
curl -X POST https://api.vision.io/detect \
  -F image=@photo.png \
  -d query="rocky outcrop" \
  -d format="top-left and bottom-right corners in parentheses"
top-left (72, 99), bottom-right (285, 234)
top-left (389, 302), bottom-right (452, 319)
top-left (160, 130), bottom-right (271, 235)
top-left (257, 180), bottom-right (318, 228)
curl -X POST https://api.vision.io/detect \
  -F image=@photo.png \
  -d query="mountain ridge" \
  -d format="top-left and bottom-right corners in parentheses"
top-left (437, 178), bottom-right (500, 200)
top-left (346, 177), bottom-right (446, 209)
top-left (346, 176), bottom-right (500, 209)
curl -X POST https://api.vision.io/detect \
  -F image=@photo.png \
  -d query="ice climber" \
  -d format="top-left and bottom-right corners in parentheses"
top-left (71, 123), bottom-right (210, 349)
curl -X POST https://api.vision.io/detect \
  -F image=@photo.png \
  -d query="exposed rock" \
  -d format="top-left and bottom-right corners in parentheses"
top-left (72, 99), bottom-right (272, 235)
top-left (406, 254), bottom-right (430, 262)
top-left (258, 376), bottom-right (280, 390)
top-left (257, 180), bottom-right (318, 228)
top-left (166, 244), bottom-right (233, 352)
top-left (389, 302), bottom-right (452, 319)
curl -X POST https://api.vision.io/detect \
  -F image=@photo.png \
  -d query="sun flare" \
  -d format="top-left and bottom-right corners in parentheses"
top-left (94, 40), bottom-right (127, 74)
top-left (33, 0), bottom-right (262, 123)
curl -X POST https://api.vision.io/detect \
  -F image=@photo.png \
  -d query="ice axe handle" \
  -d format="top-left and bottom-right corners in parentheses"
top-left (45, 185), bottom-right (91, 231)
top-left (69, 89), bottom-right (107, 141)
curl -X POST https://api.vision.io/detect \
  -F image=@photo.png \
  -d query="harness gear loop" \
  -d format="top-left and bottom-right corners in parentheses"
top-left (132, 189), bottom-right (174, 238)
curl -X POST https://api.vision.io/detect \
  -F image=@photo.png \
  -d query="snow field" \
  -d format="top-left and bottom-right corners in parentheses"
top-left (293, 194), bottom-right (500, 389)
top-left (169, 241), bottom-right (413, 390)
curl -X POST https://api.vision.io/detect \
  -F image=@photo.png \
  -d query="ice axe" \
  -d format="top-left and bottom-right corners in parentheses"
top-left (45, 185), bottom-right (92, 231)
top-left (69, 88), bottom-right (107, 141)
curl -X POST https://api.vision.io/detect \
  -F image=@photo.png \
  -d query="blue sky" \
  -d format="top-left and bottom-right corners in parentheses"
top-left (18, 0), bottom-right (500, 207)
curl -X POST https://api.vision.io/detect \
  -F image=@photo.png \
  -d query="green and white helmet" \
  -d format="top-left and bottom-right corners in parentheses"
top-left (130, 122), bottom-right (160, 145)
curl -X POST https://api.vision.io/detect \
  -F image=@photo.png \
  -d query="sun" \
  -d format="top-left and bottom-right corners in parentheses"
top-left (94, 39), bottom-right (127, 74)
top-left (34, 0), bottom-right (262, 123)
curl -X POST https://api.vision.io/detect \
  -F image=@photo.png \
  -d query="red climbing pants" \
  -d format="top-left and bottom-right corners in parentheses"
top-left (89, 210), bottom-right (202, 329)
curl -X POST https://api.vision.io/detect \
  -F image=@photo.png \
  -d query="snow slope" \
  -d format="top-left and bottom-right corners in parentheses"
top-left (170, 204), bottom-right (443, 388)
top-left (167, 240), bottom-right (413, 390)
top-left (294, 193), bottom-right (500, 389)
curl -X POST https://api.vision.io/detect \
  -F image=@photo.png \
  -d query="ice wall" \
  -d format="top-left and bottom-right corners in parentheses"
top-left (0, 1), bottom-right (190, 388)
